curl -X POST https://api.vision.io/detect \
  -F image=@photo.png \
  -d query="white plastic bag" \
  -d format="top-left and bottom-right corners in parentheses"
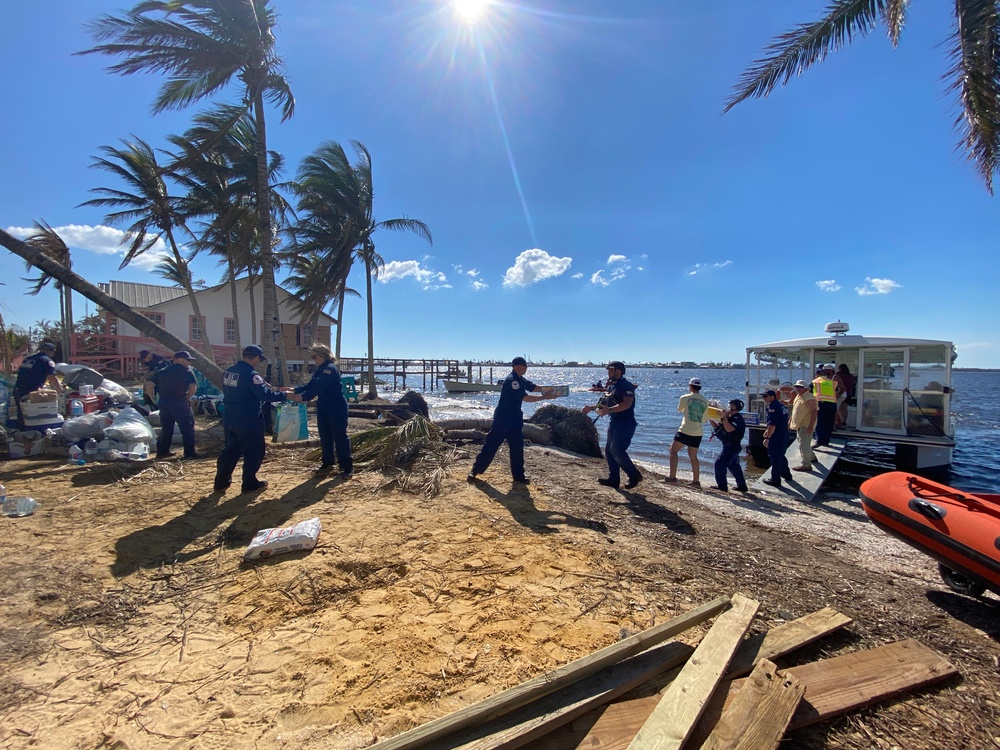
top-left (244, 517), bottom-right (321, 560)
top-left (97, 379), bottom-right (134, 404)
top-left (103, 406), bottom-right (156, 443)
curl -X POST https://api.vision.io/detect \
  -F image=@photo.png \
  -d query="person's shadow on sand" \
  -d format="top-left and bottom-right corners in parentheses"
top-left (474, 481), bottom-right (608, 536)
top-left (111, 474), bottom-right (344, 576)
top-left (608, 490), bottom-right (696, 535)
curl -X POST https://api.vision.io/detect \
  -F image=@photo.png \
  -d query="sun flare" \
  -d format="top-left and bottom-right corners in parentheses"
top-left (454, 0), bottom-right (491, 24)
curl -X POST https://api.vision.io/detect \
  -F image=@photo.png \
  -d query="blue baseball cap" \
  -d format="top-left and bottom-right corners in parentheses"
top-left (243, 345), bottom-right (266, 360)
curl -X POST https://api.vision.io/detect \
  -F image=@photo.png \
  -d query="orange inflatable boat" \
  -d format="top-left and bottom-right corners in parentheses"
top-left (859, 472), bottom-right (1000, 598)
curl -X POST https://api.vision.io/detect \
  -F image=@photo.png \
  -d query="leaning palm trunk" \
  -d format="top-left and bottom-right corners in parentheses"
top-left (335, 289), bottom-right (345, 361)
top-left (1, 227), bottom-right (225, 387)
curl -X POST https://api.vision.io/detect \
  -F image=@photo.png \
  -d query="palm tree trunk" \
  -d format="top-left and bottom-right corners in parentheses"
top-left (64, 285), bottom-right (74, 359)
top-left (225, 238), bottom-right (242, 355)
top-left (335, 289), bottom-right (345, 361)
top-left (253, 91), bottom-right (289, 386)
top-left (164, 227), bottom-right (215, 364)
top-left (1, 227), bottom-right (225, 388)
top-left (365, 254), bottom-right (376, 398)
top-left (247, 275), bottom-right (258, 344)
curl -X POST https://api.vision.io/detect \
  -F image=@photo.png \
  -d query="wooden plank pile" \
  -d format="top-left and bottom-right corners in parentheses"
top-left (367, 594), bottom-right (959, 750)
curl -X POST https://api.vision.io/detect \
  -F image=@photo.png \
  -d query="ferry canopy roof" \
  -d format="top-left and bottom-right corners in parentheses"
top-left (748, 335), bottom-right (954, 352)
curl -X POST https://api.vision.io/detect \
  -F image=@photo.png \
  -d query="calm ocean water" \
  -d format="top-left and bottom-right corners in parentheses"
top-left (406, 367), bottom-right (998, 493)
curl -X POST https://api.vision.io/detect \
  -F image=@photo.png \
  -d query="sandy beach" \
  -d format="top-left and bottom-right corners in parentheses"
top-left (0, 414), bottom-right (998, 750)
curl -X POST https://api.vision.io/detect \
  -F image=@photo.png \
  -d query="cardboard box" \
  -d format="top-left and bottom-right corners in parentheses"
top-left (27, 389), bottom-right (58, 404)
top-left (9, 438), bottom-right (46, 459)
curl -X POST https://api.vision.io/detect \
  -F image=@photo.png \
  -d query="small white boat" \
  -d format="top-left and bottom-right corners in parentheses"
top-left (441, 380), bottom-right (502, 393)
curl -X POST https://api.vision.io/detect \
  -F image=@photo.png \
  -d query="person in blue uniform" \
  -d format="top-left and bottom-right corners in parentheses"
top-left (213, 345), bottom-right (288, 494)
top-left (149, 350), bottom-right (199, 460)
top-left (138, 350), bottom-right (170, 407)
top-left (761, 389), bottom-right (793, 488)
top-left (293, 344), bottom-right (353, 479)
top-left (709, 398), bottom-right (748, 493)
top-left (468, 357), bottom-right (557, 484)
top-left (583, 361), bottom-right (643, 490)
top-left (13, 341), bottom-right (63, 428)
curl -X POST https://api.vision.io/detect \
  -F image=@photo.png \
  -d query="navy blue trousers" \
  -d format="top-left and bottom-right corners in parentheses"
top-left (317, 406), bottom-right (352, 472)
top-left (157, 397), bottom-right (195, 456)
top-left (768, 434), bottom-right (791, 485)
top-left (214, 418), bottom-right (266, 489)
top-left (472, 418), bottom-right (525, 479)
top-left (714, 443), bottom-right (747, 491)
top-left (815, 402), bottom-right (837, 446)
top-left (605, 418), bottom-right (640, 485)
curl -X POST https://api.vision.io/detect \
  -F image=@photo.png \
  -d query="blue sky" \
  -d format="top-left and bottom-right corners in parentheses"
top-left (3, 1), bottom-right (998, 367)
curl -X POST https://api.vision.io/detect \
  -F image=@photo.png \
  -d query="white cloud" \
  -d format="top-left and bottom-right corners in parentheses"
top-left (471, 280), bottom-right (489, 292)
top-left (571, 272), bottom-right (584, 279)
top-left (502, 248), bottom-right (572, 288)
top-left (856, 277), bottom-right (902, 296)
top-left (957, 341), bottom-right (993, 349)
top-left (380, 260), bottom-right (450, 290)
top-left (7, 223), bottom-right (169, 264)
top-left (687, 260), bottom-right (732, 276)
top-left (607, 254), bottom-right (628, 264)
top-left (590, 267), bottom-right (628, 287)
top-left (816, 280), bottom-right (841, 292)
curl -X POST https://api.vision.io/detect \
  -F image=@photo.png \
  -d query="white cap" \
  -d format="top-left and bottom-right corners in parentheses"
top-left (794, 380), bottom-right (809, 388)
top-left (689, 377), bottom-right (702, 386)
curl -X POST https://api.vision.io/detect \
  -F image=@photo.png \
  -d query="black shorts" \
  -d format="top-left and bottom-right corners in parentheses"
top-left (673, 431), bottom-right (702, 448)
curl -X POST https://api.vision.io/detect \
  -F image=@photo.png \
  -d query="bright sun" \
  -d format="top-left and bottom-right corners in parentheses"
top-left (454, 0), bottom-right (491, 24)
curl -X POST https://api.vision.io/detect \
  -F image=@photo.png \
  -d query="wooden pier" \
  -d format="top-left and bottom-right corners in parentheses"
top-left (335, 358), bottom-right (504, 392)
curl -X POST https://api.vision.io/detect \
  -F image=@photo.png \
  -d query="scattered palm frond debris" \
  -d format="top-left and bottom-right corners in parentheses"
top-left (365, 594), bottom-right (959, 750)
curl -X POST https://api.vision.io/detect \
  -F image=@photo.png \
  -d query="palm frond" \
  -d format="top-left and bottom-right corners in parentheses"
top-left (724, 0), bottom-right (883, 112)
top-left (947, 0), bottom-right (1000, 193)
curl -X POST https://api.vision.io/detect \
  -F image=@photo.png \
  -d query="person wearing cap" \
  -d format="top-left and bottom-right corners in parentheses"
top-left (812, 364), bottom-right (838, 448)
top-left (788, 379), bottom-right (818, 470)
top-left (12, 341), bottom-right (63, 428)
top-left (583, 361), bottom-right (643, 490)
top-left (709, 399), bottom-right (748, 493)
top-left (666, 378), bottom-right (710, 487)
top-left (138, 349), bottom-right (171, 407)
top-left (213, 345), bottom-right (289, 494)
top-left (292, 343), bottom-right (353, 479)
top-left (761, 390), bottom-right (793, 488)
top-left (468, 357), bottom-right (558, 485)
top-left (149, 351), bottom-right (199, 460)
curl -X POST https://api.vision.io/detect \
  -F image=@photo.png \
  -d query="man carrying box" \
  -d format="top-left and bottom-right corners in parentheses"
top-left (12, 341), bottom-right (63, 429)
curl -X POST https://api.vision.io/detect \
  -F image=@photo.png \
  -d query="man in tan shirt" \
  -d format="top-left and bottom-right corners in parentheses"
top-left (789, 379), bottom-right (818, 470)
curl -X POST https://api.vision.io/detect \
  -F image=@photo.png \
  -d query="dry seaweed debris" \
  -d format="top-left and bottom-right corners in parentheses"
top-left (530, 404), bottom-right (602, 457)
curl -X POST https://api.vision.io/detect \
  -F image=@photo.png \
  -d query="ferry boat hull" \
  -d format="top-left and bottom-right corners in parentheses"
top-left (859, 471), bottom-right (1000, 597)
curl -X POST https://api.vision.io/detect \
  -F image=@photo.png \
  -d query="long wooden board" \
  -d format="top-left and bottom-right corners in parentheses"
top-left (420, 642), bottom-right (695, 750)
top-left (535, 606), bottom-right (852, 750)
top-left (724, 607), bottom-right (852, 679)
top-left (700, 659), bottom-right (803, 750)
top-left (367, 596), bottom-right (730, 750)
top-left (688, 639), bottom-right (958, 747)
top-left (627, 594), bottom-right (759, 750)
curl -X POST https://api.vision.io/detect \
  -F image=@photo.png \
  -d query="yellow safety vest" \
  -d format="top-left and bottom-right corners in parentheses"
top-left (813, 376), bottom-right (836, 403)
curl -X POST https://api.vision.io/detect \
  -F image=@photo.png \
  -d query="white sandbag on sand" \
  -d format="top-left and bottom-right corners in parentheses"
top-left (244, 518), bottom-right (321, 560)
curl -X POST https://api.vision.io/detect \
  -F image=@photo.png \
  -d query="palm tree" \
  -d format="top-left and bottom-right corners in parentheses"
top-left (725, 1), bottom-right (1000, 192)
top-left (0, 227), bottom-right (226, 387)
top-left (155, 254), bottom-right (206, 289)
top-left (294, 140), bottom-right (432, 397)
top-left (19, 221), bottom-right (73, 359)
top-left (79, 137), bottom-right (216, 360)
top-left (81, 0), bottom-right (295, 380)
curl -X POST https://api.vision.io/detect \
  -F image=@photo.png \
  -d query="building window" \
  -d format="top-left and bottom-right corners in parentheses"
top-left (299, 323), bottom-right (314, 346)
top-left (190, 315), bottom-right (205, 342)
top-left (224, 318), bottom-right (238, 344)
top-left (142, 311), bottom-right (165, 327)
